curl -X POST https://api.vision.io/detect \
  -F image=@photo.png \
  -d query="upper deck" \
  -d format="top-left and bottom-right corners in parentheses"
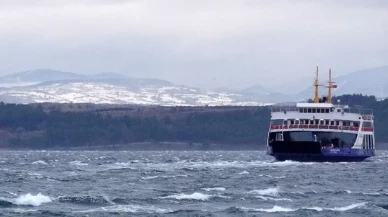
top-left (269, 102), bottom-right (374, 133)
top-left (271, 103), bottom-right (373, 121)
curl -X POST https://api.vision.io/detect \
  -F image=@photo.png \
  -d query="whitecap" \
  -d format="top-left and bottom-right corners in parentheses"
top-left (241, 203), bottom-right (366, 213)
top-left (304, 207), bottom-right (324, 211)
top-left (160, 192), bottom-right (212, 201)
top-left (69, 161), bottom-right (88, 166)
top-left (248, 187), bottom-right (279, 197)
top-left (303, 202), bottom-right (367, 212)
top-left (362, 192), bottom-right (380, 195)
top-left (256, 196), bottom-right (292, 201)
top-left (141, 176), bottom-right (159, 180)
top-left (265, 175), bottom-right (286, 179)
top-left (13, 193), bottom-right (52, 206)
top-left (202, 187), bottom-right (226, 192)
top-left (79, 205), bottom-right (172, 213)
top-left (242, 206), bottom-right (296, 213)
top-left (161, 175), bottom-right (188, 179)
top-left (327, 202), bottom-right (367, 211)
top-left (4, 191), bottom-right (17, 196)
top-left (239, 171), bottom-right (249, 175)
top-left (31, 160), bottom-right (47, 165)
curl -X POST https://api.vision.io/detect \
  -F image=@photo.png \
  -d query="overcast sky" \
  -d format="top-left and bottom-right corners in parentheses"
top-left (0, 0), bottom-right (387, 89)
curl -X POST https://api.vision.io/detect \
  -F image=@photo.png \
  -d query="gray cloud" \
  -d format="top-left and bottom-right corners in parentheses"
top-left (0, 0), bottom-right (387, 89)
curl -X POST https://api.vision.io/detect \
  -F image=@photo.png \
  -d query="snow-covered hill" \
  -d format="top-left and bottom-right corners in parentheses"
top-left (0, 80), bottom-right (269, 106)
top-left (0, 66), bottom-right (386, 105)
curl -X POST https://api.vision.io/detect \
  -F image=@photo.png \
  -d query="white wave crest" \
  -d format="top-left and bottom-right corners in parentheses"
top-left (241, 203), bottom-right (366, 213)
top-left (13, 193), bottom-right (52, 206)
top-left (31, 160), bottom-right (47, 165)
top-left (256, 196), bottom-right (292, 201)
top-left (327, 202), bottom-right (367, 211)
top-left (160, 192), bottom-right (212, 201)
top-left (104, 159), bottom-right (313, 172)
top-left (362, 192), bottom-right (380, 195)
top-left (80, 205), bottom-right (171, 213)
top-left (4, 191), bottom-right (17, 196)
top-left (265, 175), bottom-right (286, 179)
top-left (239, 171), bottom-right (249, 175)
top-left (69, 161), bottom-right (88, 166)
top-left (142, 175), bottom-right (188, 180)
top-left (242, 206), bottom-right (296, 213)
top-left (249, 187), bottom-right (279, 197)
top-left (141, 176), bottom-right (159, 180)
top-left (202, 187), bottom-right (226, 192)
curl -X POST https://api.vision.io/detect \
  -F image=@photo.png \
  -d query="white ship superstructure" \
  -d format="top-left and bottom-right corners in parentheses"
top-left (267, 67), bottom-right (375, 161)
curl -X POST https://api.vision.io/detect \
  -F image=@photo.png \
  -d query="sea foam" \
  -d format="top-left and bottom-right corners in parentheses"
top-left (249, 187), bottom-right (279, 197)
top-left (13, 193), bottom-right (52, 206)
top-left (161, 192), bottom-right (212, 201)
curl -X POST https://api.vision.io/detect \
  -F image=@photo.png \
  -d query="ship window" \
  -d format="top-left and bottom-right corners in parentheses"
top-left (276, 133), bottom-right (283, 141)
top-left (312, 108), bottom-right (316, 113)
top-left (290, 120), bottom-right (294, 125)
top-left (353, 122), bottom-right (360, 127)
top-left (299, 108), bottom-right (303, 113)
top-left (330, 121), bottom-right (335, 125)
top-left (325, 120), bottom-right (330, 125)
top-left (283, 120), bottom-right (287, 125)
top-left (325, 109), bottom-right (330, 113)
top-left (315, 120), bottom-right (319, 125)
top-left (303, 108), bottom-right (307, 113)
top-left (310, 120), bottom-right (314, 125)
top-left (336, 121), bottom-right (340, 126)
top-left (295, 120), bottom-right (300, 124)
top-left (307, 108), bottom-right (311, 113)
top-left (271, 119), bottom-right (283, 125)
top-left (317, 109), bottom-right (321, 113)
top-left (337, 109), bottom-right (341, 112)
top-left (363, 122), bottom-right (372, 127)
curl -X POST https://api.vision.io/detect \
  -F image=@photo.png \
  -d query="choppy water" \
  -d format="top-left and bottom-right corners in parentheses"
top-left (0, 150), bottom-right (388, 216)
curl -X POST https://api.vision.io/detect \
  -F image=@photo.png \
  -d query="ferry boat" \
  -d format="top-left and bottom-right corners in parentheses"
top-left (266, 67), bottom-right (375, 162)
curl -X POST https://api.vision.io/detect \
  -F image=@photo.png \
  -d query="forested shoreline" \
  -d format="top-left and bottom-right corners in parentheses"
top-left (0, 94), bottom-right (387, 150)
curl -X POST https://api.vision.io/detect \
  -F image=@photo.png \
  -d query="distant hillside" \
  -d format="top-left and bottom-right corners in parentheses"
top-left (0, 69), bottom-right (273, 105)
top-left (0, 94), bottom-right (386, 150)
top-left (0, 69), bottom-right (87, 83)
top-left (89, 72), bottom-right (129, 80)
top-left (295, 66), bottom-right (388, 100)
top-left (0, 66), bottom-right (386, 105)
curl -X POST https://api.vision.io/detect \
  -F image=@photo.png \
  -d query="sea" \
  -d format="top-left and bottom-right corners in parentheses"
top-left (0, 150), bottom-right (387, 216)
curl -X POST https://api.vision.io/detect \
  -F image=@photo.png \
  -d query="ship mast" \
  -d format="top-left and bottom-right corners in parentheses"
top-left (327, 69), bottom-right (333, 103)
top-left (314, 66), bottom-right (320, 103)
top-left (326, 68), bottom-right (337, 103)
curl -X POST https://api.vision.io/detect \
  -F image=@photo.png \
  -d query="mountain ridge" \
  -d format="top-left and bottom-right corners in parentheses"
top-left (0, 66), bottom-right (386, 105)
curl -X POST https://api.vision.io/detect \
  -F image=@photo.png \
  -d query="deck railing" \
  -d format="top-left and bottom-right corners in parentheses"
top-left (270, 105), bottom-right (373, 115)
top-left (270, 124), bottom-right (374, 132)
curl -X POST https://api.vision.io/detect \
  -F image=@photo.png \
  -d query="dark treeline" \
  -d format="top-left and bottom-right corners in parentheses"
top-left (0, 94), bottom-right (387, 149)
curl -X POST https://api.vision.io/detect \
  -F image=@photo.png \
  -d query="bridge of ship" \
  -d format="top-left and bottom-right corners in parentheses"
top-left (270, 103), bottom-right (374, 132)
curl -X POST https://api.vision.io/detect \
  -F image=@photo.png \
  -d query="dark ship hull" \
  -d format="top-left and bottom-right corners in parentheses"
top-left (267, 141), bottom-right (374, 162)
